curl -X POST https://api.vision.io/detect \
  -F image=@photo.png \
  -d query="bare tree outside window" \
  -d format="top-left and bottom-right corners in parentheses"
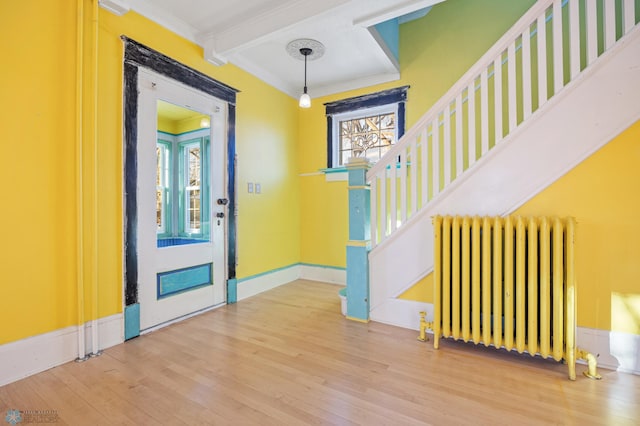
top-left (339, 113), bottom-right (395, 166)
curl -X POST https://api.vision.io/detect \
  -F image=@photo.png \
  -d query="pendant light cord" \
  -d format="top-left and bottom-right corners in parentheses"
top-left (304, 53), bottom-right (308, 92)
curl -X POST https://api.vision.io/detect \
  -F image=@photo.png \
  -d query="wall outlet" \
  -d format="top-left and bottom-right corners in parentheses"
top-left (247, 182), bottom-right (253, 193)
top-left (255, 183), bottom-right (261, 194)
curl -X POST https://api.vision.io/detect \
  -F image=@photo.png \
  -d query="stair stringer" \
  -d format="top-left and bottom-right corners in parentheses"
top-left (369, 25), bottom-right (640, 330)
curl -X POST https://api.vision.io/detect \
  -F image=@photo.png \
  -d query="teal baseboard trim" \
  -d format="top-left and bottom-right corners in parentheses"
top-left (299, 262), bottom-right (346, 271)
top-left (237, 263), bottom-right (299, 283)
top-left (124, 303), bottom-right (140, 340)
top-left (227, 278), bottom-right (237, 304)
top-left (237, 262), bottom-right (346, 284)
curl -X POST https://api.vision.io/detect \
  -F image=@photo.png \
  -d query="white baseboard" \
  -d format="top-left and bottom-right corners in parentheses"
top-left (370, 299), bottom-right (431, 330)
top-left (237, 265), bottom-right (301, 301)
top-left (577, 327), bottom-right (640, 374)
top-left (370, 299), bottom-right (640, 375)
top-left (0, 314), bottom-right (124, 386)
top-left (299, 264), bottom-right (346, 285)
top-left (237, 263), bottom-right (346, 301)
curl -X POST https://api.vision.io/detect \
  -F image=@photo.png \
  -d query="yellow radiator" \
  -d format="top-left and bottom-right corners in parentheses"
top-left (419, 215), bottom-right (600, 380)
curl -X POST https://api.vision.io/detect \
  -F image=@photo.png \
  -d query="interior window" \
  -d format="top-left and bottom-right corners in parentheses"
top-left (326, 86), bottom-right (408, 169)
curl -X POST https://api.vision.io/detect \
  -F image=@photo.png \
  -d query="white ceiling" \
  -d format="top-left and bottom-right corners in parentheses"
top-left (106, 0), bottom-right (445, 99)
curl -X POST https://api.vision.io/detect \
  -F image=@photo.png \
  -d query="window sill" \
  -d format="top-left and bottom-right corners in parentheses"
top-left (321, 167), bottom-right (348, 182)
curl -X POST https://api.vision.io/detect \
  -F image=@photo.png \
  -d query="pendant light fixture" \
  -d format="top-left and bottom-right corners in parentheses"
top-left (286, 39), bottom-right (325, 109)
top-left (299, 47), bottom-right (312, 108)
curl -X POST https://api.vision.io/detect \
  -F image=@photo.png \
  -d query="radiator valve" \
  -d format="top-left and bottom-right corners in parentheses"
top-left (418, 311), bottom-right (431, 342)
top-left (577, 349), bottom-right (602, 380)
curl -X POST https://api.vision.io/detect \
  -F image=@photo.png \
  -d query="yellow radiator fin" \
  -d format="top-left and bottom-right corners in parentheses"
top-left (504, 216), bottom-right (514, 351)
top-left (539, 217), bottom-right (551, 358)
top-left (527, 217), bottom-right (539, 356)
top-left (471, 217), bottom-right (481, 344)
top-left (492, 217), bottom-right (503, 348)
top-left (481, 217), bottom-right (492, 346)
top-left (515, 217), bottom-right (526, 354)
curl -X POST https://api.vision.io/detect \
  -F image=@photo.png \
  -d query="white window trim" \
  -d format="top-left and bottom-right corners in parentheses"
top-left (330, 103), bottom-right (400, 169)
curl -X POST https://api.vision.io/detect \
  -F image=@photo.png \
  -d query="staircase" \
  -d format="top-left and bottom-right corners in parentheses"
top-left (366, 0), bottom-right (640, 328)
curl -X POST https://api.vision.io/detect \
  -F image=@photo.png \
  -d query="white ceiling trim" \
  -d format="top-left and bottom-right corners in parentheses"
top-left (353, 0), bottom-right (444, 27)
top-left (311, 72), bottom-right (401, 99)
top-left (128, 0), bottom-right (201, 45)
top-left (107, 0), bottom-right (447, 100)
top-left (98, 0), bottom-right (130, 16)
top-left (198, 0), bottom-right (350, 57)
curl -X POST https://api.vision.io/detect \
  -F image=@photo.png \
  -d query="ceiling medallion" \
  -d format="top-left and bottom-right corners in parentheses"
top-left (286, 39), bottom-right (325, 61)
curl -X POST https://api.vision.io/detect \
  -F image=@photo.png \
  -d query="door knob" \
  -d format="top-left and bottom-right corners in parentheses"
top-left (217, 198), bottom-right (229, 205)
top-left (216, 212), bottom-right (225, 218)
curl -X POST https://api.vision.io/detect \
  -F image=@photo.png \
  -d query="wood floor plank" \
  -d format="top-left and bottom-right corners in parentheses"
top-left (1, 279), bottom-right (639, 425)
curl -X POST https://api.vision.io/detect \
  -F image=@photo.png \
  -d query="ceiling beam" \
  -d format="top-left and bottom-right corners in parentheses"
top-left (353, 0), bottom-right (445, 28)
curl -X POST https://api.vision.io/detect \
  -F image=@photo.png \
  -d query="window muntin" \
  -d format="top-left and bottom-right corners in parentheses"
top-left (337, 107), bottom-right (396, 166)
top-left (156, 141), bottom-right (171, 235)
top-left (183, 143), bottom-right (202, 234)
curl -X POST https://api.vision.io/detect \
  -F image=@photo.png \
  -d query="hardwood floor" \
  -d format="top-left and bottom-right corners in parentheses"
top-left (1, 279), bottom-right (639, 425)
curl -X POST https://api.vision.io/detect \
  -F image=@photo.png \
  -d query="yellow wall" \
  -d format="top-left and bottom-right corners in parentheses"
top-left (400, 120), bottom-right (640, 333)
top-left (514, 120), bottom-right (640, 333)
top-left (0, 1), bottom-right (300, 345)
top-left (299, 0), bottom-right (535, 267)
top-left (0, 2), bottom-right (78, 344)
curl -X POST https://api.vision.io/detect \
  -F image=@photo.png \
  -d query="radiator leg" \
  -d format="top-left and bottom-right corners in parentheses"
top-left (418, 311), bottom-right (437, 348)
top-left (577, 349), bottom-right (602, 380)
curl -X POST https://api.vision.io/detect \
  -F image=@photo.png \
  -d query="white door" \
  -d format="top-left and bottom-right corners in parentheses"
top-left (137, 69), bottom-right (227, 331)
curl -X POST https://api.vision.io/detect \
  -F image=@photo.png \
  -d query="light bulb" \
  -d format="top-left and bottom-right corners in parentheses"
top-left (299, 92), bottom-right (311, 108)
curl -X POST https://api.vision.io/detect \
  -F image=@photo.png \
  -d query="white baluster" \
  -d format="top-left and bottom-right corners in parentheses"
top-left (494, 55), bottom-right (503, 144)
top-left (399, 150), bottom-right (407, 225)
top-left (468, 80), bottom-right (476, 167)
top-left (379, 169), bottom-right (387, 241)
top-left (522, 25), bottom-right (532, 121)
top-left (537, 13), bottom-right (548, 107)
top-left (390, 154), bottom-right (398, 232)
top-left (507, 42), bottom-right (517, 133)
top-left (410, 137), bottom-right (418, 216)
top-left (553, 0), bottom-right (564, 94)
top-left (604, 0), bottom-right (616, 50)
top-left (370, 177), bottom-right (378, 247)
top-left (443, 103), bottom-right (451, 186)
top-left (480, 68), bottom-right (489, 155)
top-left (420, 127), bottom-right (429, 206)
top-left (586, 0), bottom-right (597, 66)
top-left (455, 93), bottom-right (463, 177)
top-left (569, 0), bottom-right (580, 79)
top-left (624, 0), bottom-right (635, 34)
top-left (432, 118), bottom-right (440, 197)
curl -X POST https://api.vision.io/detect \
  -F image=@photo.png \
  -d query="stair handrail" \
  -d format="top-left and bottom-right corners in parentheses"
top-left (366, 0), bottom-right (637, 248)
top-left (367, 0), bottom-right (553, 180)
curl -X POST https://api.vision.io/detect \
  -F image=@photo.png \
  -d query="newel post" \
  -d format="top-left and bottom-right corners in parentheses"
top-left (346, 157), bottom-right (371, 322)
